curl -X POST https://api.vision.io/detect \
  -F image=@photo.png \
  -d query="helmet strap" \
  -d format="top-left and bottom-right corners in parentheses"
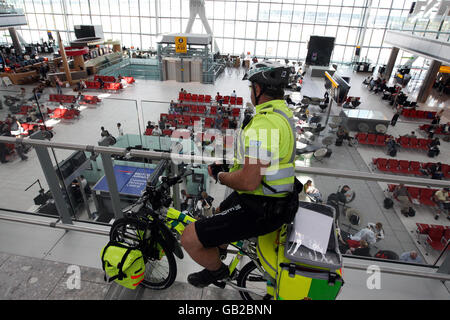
top-left (251, 82), bottom-right (265, 106)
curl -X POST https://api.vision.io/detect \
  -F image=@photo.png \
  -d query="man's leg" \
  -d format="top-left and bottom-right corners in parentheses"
top-left (181, 223), bottom-right (222, 271)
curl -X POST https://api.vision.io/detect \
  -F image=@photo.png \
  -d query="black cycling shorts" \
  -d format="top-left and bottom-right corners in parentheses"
top-left (195, 191), bottom-right (292, 248)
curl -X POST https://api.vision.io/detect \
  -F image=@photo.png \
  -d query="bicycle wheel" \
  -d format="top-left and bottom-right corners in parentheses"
top-left (110, 217), bottom-right (177, 290)
top-left (236, 260), bottom-right (271, 300)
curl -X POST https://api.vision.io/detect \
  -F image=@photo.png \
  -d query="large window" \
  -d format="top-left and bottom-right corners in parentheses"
top-left (8, 0), bottom-right (419, 64)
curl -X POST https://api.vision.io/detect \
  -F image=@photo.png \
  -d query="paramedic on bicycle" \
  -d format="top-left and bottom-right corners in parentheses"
top-left (181, 61), bottom-right (298, 288)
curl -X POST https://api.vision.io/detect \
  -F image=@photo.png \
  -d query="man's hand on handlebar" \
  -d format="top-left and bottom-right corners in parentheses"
top-left (208, 162), bottom-right (229, 183)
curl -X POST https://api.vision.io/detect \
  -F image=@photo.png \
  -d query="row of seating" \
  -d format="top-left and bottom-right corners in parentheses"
top-left (388, 184), bottom-right (438, 207)
top-left (419, 124), bottom-right (449, 136)
top-left (49, 94), bottom-right (76, 104)
top-left (144, 129), bottom-right (235, 145)
top-left (416, 223), bottom-right (450, 252)
top-left (396, 136), bottom-right (432, 150)
top-left (178, 93), bottom-right (244, 106)
top-left (18, 123), bottom-right (53, 136)
top-left (168, 105), bottom-right (241, 117)
top-left (401, 108), bottom-right (437, 120)
top-left (49, 94), bottom-right (102, 105)
top-left (49, 108), bottom-right (80, 120)
top-left (373, 158), bottom-right (450, 178)
top-left (94, 75), bottom-right (135, 84)
top-left (85, 81), bottom-right (123, 91)
top-left (179, 93), bottom-right (212, 104)
top-left (356, 133), bottom-right (392, 146)
top-left (159, 115), bottom-right (235, 130)
top-left (15, 105), bottom-right (34, 115)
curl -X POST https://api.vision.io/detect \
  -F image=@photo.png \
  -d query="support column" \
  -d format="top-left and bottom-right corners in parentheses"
top-left (100, 153), bottom-right (123, 220)
top-left (417, 59), bottom-right (441, 104)
top-left (383, 47), bottom-right (399, 81)
top-left (8, 27), bottom-right (22, 55)
top-left (30, 131), bottom-right (73, 224)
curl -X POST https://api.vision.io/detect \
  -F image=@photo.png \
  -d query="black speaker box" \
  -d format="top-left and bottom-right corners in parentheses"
top-left (305, 36), bottom-right (335, 66)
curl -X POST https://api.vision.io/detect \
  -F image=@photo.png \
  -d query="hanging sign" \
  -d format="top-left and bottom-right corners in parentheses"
top-left (175, 37), bottom-right (187, 53)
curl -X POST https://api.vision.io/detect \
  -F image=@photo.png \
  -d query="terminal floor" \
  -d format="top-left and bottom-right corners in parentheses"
top-left (0, 66), bottom-right (449, 299)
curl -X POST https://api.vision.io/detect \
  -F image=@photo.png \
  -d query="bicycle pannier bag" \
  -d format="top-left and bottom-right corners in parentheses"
top-left (101, 241), bottom-right (146, 290)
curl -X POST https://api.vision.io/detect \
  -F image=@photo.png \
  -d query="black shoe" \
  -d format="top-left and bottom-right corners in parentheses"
top-left (434, 214), bottom-right (439, 220)
top-left (187, 263), bottom-right (229, 288)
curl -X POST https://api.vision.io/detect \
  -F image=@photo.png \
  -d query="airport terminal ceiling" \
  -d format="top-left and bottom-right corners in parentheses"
top-left (1, 0), bottom-right (441, 66)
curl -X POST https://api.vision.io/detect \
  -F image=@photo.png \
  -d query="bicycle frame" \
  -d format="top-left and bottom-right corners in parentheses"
top-left (163, 206), bottom-right (274, 299)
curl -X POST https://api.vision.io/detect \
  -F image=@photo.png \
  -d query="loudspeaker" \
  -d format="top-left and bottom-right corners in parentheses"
top-left (305, 36), bottom-right (335, 66)
top-left (74, 25), bottom-right (104, 40)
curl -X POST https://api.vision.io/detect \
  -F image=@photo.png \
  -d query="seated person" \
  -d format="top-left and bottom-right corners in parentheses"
top-left (399, 251), bottom-right (423, 264)
top-left (303, 180), bottom-right (323, 203)
top-left (367, 222), bottom-right (384, 241)
top-left (350, 227), bottom-right (377, 245)
top-left (433, 187), bottom-right (450, 220)
top-left (429, 162), bottom-right (444, 180)
top-left (152, 125), bottom-right (162, 136)
top-left (346, 240), bottom-right (371, 257)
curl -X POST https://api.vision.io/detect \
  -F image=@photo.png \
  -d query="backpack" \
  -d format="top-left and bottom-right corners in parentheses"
top-left (384, 198), bottom-right (394, 209)
top-left (257, 202), bottom-right (344, 300)
top-left (389, 148), bottom-right (397, 157)
top-left (408, 207), bottom-right (416, 217)
top-left (100, 241), bottom-right (146, 290)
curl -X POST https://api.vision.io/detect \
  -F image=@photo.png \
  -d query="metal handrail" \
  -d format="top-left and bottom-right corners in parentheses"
top-left (0, 135), bottom-right (449, 189)
top-left (0, 211), bottom-right (449, 281)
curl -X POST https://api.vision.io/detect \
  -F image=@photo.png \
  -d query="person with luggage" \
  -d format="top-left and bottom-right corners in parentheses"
top-left (386, 137), bottom-right (399, 157)
top-left (181, 61), bottom-right (299, 288)
top-left (393, 184), bottom-right (412, 216)
top-left (427, 138), bottom-right (440, 158)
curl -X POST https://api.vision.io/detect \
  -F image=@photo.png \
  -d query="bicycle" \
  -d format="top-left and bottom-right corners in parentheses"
top-left (109, 169), bottom-right (277, 299)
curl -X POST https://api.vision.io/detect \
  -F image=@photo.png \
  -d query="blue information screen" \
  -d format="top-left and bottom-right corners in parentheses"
top-left (93, 165), bottom-right (154, 196)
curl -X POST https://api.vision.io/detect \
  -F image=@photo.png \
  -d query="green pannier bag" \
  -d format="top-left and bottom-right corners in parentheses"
top-left (101, 241), bottom-right (146, 290)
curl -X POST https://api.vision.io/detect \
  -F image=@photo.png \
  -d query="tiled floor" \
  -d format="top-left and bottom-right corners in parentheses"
top-left (0, 64), bottom-right (449, 299)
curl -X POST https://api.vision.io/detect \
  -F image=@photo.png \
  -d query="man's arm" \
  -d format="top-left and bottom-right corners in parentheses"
top-left (211, 157), bottom-right (269, 191)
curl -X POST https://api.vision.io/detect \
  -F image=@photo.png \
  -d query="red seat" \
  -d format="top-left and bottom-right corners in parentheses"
top-left (426, 228), bottom-right (446, 251)
top-left (192, 94), bottom-right (198, 102)
top-left (205, 118), bottom-right (214, 128)
top-left (198, 95), bottom-right (204, 103)
top-left (160, 114), bottom-right (168, 120)
top-left (398, 160), bottom-right (410, 174)
top-left (402, 109), bottom-right (411, 117)
top-left (416, 223), bottom-right (430, 234)
top-left (162, 129), bottom-right (173, 136)
top-left (418, 139), bottom-right (430, 150)
top-left (167, 114), bottom-right (176, 121)
top-left (230, 97), bottom-right (236, 105)
top-left (442, 164), bottom-right (450, 178)
top-left (223, 96), bottom-right (230, 104)
top-left (198, 106), bottom-right (206, 114)
top-left (416, 110), bottom-right (425, 119)
top-left (409, 161), bottom-right (423, 175)
top-left (398, 136), bottom-right (410, 148)
top-left (420, 188), bottom-right (437, 206)
top-left (205, 95), bottom-right (211, 103)
top-left (409, 109), bottom-right (417, 118)
top-left (375, 135), bottom-right (387, 146)
top-left (222, 118), bottom-right (229, 129)
top-left (376, 158), bottom-right (389, 172)
top-left (367, 134), bottom-right (376, 145)
top-left (179, 93), bottom-right (184, 101)
top-left (145, 128), bottom-right (153, 135)
top-left (210, 106), bottom-right (217, 115)
top-left (409, 138), bottom-right (419, 149)
top-left (388, 159), bottom-right (400, 173)
top-left (190, 105), bottom-right (198, 114)
top-left (237, 97), bottom-right (243, 105)
top-left (185, 93), bottom-right (192, 101)
top-left (407, 187), bottom-right (421, 203)
top-left (356, 132), bottom-right (368, 144)
top-left (232, 108), bottom-right (240, 118)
